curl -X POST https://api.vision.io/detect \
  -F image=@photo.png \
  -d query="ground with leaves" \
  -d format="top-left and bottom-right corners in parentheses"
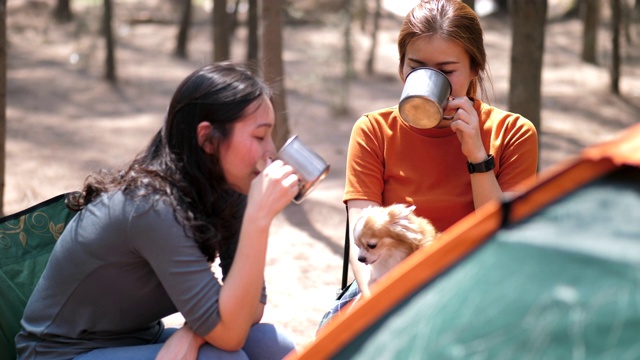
top-left (5, 0), bottom-right (640, 349)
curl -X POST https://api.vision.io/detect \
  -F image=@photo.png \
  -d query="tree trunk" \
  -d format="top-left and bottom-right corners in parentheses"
top-left (461, 0), bottom-right (475, 12)
top-left (213, 0), bottom-right (230, 61)
top-left (335, 0), bottom-right (354, 115)
top-left (508, 0), bottom-right (547, 135)
top-left (103, 0), bottom-right (116, 82)
top-left (494, 0), bottom-right (509, 13)
top-left (261, 0), bottom-right (289, 149)
top-left (53, 0), bottom-right (73, 23)
top-left (610, 0), bottom-right (621, 94)
top-left (175, 0), bottom-right (192, 59)
top-left (246, 0), bottom-right (258, 71)
top-left (0, 0), bottom-right (6, 215)
top-left (355, 0), bottom-right (367, 32)
top-left (581, 0), bottom-right (599, 64)
top-left (365, 0), bottom-right (381, 75)
top-left (229, 0), bottom-right (240, 34)
top-left (623, 0), bottom-right (632, 44)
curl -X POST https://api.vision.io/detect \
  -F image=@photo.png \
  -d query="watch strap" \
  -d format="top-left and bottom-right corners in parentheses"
top-left (467, 154), bottom-right (495, 174)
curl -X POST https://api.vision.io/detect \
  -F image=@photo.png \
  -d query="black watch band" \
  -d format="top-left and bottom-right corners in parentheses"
top-left (467, 154), bottom-right (495, 174)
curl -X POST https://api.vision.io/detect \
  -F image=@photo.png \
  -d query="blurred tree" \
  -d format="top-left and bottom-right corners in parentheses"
top-left (335, 0), bottom-right (354, 115)
top-left (508, 0), bottom-right (547, 135)
top-left (175, 0), bottom-right (192, 59)
top-left (213, 0), bottom-right (231, 61)
top-left (103, 0), bottom-right (116, 82)
top-left (581, 0), bottom-right (599, 64)
top-left (461, 0), bottom-right (475, 12)
top-left (623, 0), bottom-right (632, 44)
top-left (355, 0), bottom-right (368, 32)
top-left (0, 0), bottom-right (5, 214)
top-left (247, 0), bottom-right (258, 70)
top-left (53, 0), bottom-right (73, 23)
top-left (365, 0), bottom-right (381, 75)
top-left (611, 0), bottom-right (621, 94)
top-left (229, 0), bottom-right (241, 34)
top-left (495, 0), bottom-right (509, 13)
top-left (261, 0), bottom-right (289, 149)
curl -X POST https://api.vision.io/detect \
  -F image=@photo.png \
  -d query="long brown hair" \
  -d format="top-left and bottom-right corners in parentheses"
top-left (397, 0), bottom-right (491, 99)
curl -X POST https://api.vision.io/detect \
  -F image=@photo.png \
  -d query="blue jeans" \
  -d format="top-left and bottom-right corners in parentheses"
top-left (75, 323), bottom-right (296, 360)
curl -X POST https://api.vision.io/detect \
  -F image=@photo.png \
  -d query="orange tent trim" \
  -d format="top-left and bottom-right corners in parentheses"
top-left (287, 123), bottom-right (640, 360)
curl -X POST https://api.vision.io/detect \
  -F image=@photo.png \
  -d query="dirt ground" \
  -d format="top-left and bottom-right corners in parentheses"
top-left (4, 0), bottom-right (640, 350)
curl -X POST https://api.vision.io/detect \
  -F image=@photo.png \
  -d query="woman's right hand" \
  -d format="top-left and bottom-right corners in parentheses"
top-left (157, 326), bottom-right (205, 360)
top-left (247, 159), bottom-right (299, 220)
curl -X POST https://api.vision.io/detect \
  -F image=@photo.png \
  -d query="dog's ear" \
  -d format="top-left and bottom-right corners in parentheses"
top-left (388, 205), bottom-right (418, 235)
top-left (387, 204), bottom-right (435, 244)
top-left (353, 211), bottom-right (371, 243)
top-left (390, 204), bottom-right (414, 218)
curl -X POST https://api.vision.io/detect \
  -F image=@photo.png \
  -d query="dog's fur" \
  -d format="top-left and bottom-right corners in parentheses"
top-left (353, 204), bottom-right (437, 287)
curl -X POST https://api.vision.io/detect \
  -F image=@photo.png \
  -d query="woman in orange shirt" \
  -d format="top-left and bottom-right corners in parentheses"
top-left (343, 0), bottom-right (538, 299)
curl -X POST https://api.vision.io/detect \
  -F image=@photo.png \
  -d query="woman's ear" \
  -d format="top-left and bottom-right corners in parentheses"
top-left (197, 121), bottom-right (216, 154)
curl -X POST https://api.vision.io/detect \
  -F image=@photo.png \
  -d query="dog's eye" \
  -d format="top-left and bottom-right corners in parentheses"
top-left (367, 242), bottom-right (377, 249)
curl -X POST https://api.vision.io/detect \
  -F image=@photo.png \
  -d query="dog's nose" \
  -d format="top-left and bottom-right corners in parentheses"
top-left (357, 256), bottom-right (367, 264)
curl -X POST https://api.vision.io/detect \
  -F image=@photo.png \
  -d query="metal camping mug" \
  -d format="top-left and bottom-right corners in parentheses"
top-left (398, 67), bottom-right (453, 129)
top-left (276, 135), bottom-right (330, 204)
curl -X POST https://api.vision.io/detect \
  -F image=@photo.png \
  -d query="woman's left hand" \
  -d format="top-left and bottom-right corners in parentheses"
top-left (156, 326), bottom-right (205, 360)
top-left (446, 97), bottom-right (487, 163)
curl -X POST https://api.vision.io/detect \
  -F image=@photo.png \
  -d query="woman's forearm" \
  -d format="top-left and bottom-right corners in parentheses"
top-left (470, 171), bottom-right (504, 209)
top-left (204, 207), bottom-right (270, 350)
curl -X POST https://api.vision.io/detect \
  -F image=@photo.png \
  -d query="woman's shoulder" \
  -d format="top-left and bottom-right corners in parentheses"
top-left (354, 106), bottom-right (401, 132)
top-left (113, 192), bottom-right (186, 245)
top-left (92, 190), bottom-right (175, 223)
top-left (477, 99), bottom-right (536, 133)
top-left (362, 106), bottom-right (397, 117)
top-left (359, 106), bottom-right (397, 122)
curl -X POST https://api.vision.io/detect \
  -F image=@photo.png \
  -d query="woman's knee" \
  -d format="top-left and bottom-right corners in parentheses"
top-left (243, 323), bottom-right (296, 360)
top-left (197, 344), bottom-right (248, 360)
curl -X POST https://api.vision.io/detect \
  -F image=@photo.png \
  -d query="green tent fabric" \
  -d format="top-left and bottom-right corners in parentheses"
top-left (333, 166), bottom-right (640, 359)
top-left (0, 193), bottom-right (79, 360)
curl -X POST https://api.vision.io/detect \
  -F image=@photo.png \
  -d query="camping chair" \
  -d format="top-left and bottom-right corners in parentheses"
top-left (0, 192), bottom-right (80, 360)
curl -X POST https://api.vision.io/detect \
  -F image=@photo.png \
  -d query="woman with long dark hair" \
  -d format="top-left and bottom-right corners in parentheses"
top-left (16, 62), bottom-right (298, 359)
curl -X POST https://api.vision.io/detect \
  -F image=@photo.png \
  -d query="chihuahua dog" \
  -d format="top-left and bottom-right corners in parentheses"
top-left (353, 204), bottom-right (437, 287)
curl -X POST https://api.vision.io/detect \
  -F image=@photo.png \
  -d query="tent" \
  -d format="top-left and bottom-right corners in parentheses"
top-left (288, 123), bottom-right (640, 359)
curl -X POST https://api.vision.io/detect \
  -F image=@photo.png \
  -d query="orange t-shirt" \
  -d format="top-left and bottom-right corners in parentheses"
top-left (343, 99), bottom-right (538, 232)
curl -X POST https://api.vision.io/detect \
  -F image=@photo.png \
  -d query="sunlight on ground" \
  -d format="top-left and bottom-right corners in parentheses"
top-left (383, 0), bottom-right (576, 18)
top-left (383, 0), bottom-right (498, 17)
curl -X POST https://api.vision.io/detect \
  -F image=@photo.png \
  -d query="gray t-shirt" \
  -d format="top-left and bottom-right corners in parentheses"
top-left (16, 191), bottom-right (265, 359)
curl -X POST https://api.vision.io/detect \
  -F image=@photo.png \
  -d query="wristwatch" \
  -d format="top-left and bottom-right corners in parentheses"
top-left (467, 154), bottom-right (495, 174)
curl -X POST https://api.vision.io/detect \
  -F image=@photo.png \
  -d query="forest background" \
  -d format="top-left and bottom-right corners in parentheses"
top-left (2, 0), bottom-right (640, 349)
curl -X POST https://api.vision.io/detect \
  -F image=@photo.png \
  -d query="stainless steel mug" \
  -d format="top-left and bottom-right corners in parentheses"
top-left (276, 135), bottom-right (330, 204)
top-left (398, 67), bottom-right (452, 129)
